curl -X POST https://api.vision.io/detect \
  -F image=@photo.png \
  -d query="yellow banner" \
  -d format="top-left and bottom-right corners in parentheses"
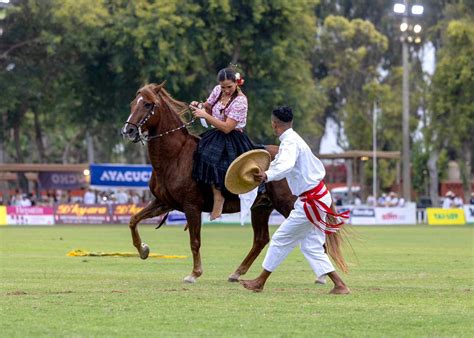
top-left (427, 208), bottom-right (465, 225)
top-left (0, 206), bottom-right (6, 226)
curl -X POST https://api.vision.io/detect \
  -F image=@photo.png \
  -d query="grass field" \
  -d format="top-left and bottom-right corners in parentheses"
top-left (1, 224), bottom-right (473, 337)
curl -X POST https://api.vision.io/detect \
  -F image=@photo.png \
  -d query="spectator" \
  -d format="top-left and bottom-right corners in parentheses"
top-left (354, 194), bottom-right (362, 206)
top-left (470, 192), bottom-right (474, 205)
top-left (130, 191), bottom-right (141, 205)
top-left (442, 191), bottom-right (455, 209)
top-left (453, 194), bottom-right (463, 208)
top-left (84, 189), bottom-right (97, 205)
top-left (366, 195), bottom-right (375, 206)
top-left (116, 189), bottom-right (129, 204)
top-left (388, 192), bottom-right (399, 207)
top-left (398, 196), bottom-right (406, 207)
top-left (377, 193), bottom-right (386, 207)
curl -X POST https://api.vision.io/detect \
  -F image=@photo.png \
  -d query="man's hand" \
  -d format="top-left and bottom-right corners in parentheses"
top-left (253, 169), bottom-right (267, 183)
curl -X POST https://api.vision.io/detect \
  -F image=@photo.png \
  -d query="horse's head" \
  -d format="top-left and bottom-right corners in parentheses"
top-left (121, 82), bottom-right (165, 143)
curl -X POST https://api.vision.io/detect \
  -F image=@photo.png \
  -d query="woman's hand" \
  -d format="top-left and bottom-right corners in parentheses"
top-left (190, 105), bottom-right (208, 119)
top-left (190, 101), bottom-right (200, 107)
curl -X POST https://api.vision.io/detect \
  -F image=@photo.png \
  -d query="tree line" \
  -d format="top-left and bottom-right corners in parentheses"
top-left (1, 0), bottom-right (472, 203)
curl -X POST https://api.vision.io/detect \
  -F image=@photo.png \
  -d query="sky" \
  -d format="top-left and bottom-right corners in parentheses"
top-left (319, 41), bottom-right (436, 154)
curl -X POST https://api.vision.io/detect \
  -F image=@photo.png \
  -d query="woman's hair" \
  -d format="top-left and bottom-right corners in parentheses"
top-left (217, 67), bottom-right (237, 82)
top-left (272, 106), bottom-right (293, 123)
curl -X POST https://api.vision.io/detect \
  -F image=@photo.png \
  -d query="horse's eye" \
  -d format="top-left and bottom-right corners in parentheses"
top-left (144, 103), bottom-right (152, 109)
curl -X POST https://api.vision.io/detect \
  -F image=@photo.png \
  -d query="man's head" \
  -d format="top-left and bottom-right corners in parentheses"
top-left (271, 106), bottom-right (293, 136)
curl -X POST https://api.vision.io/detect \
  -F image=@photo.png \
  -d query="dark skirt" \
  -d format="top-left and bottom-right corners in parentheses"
top-left (192, 129), bottom-right (255, 192)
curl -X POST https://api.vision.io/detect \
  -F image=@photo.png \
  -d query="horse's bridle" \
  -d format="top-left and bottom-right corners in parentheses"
top-left (124, 99), bottom-right (196, 144)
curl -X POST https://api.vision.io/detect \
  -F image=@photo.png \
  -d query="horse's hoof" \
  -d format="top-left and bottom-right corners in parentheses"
top-left (228, 273), bottom-right (240, 282)
top-left (139, 243), bottom-right (150, 260)
top-left (183, 275), bottom-right (197, 283)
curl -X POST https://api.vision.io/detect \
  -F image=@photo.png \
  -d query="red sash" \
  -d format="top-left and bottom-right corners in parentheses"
top-left (299, 181), bottom-right (350, 234)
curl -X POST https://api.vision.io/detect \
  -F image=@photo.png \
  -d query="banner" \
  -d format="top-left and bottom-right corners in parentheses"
top-left (54, 204), bottom-right (110, 224)
top-left (38, 171), bottom-right (86, 190)
top-left (0, 206), bottom-right (7, 226)
top-left (427, 208), bottom-right (465, 226)
top-left (374, 204), bottom-right (416, 225)
top-left (90, 164), bottom-right (152, 188)
top-left (463, 205), bottom-right (474, 224)
top-left (110, 204), bottom-right (164, 224)
top-left (6, 206), bottom-right (54, 226)
top-left (350, 207), bottom-right (376, 225)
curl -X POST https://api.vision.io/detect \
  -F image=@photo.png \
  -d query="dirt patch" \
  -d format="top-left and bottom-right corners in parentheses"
top-left (7, 290), bottom-right (27, 296)
top-left (111, 290), bottom-right (127, 293)
top-left (164, 288), bottom-right (190, 292)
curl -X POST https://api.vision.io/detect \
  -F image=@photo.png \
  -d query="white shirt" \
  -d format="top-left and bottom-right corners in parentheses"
top-left (265, 128), bottom-right (325, 196)
top-left (442, 198), bottom-right (453, 209)
top-left (84, 191), bottom-right (96, 205)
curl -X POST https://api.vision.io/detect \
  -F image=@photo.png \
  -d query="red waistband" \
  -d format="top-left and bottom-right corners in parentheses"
top-left (299, 181), bottom-right (327, 199)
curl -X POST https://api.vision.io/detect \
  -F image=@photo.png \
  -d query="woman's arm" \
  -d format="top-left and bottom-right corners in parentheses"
top-left (190, 106), bottom-right (238, 134)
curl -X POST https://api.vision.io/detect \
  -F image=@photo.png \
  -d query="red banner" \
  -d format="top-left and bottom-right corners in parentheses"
top-left (110, 204), bottom-right (164, 224)
top-left (54, 204), bottom-right (110, 224)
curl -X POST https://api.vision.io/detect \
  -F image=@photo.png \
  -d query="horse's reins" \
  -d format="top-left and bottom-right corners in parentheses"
top-left (125, 101), bottom-right (196, 144)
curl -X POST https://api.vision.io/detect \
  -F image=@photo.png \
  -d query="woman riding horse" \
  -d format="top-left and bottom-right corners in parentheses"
top-left (190, 67), bottom-right (253, 220)
top-left (121, 82), bottom-right (349, 284)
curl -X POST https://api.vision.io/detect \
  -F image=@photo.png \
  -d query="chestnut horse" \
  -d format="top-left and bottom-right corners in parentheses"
top-left (121, 82), bottom-right (347, 283)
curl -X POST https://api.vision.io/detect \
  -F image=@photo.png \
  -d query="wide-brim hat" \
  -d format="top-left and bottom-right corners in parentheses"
top-left (225, 149), bottom-right (271, 195)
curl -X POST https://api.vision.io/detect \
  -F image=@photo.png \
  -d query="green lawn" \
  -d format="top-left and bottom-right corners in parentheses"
top-left (1, 224), bottom-right (473, 337)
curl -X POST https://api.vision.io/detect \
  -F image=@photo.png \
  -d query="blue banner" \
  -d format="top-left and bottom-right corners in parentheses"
top-left (38, 171), bottom-right (86, 190)
top-left (90, 164), bottom-right (152, 188)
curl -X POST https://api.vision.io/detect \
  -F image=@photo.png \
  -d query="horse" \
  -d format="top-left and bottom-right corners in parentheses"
top-left (121, 82), bottom-right (347, 283)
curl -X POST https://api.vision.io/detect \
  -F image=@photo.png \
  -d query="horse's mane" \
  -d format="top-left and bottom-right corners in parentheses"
top-left (138, 83), bottom-right (189, 122)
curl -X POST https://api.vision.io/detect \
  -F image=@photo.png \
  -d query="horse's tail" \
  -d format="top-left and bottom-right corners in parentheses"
top-left (325, 226), bottom-right (352, 273)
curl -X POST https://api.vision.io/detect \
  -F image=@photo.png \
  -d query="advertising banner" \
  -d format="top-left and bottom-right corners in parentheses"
top-left (110, 204), bottom-right (164, 224)
top-left (38, 171), bottom-right (86, 190)
top-left (54, 204), bottom-right (110, 224)
top-left (90, 164), bottom-right (152, 188)
top-left (374, 204), bottom-right (416, 225)
top-left (463, 205), bottom-right (474, 224)
top-left (7, 206), bottom-right (54, 225)
top-left (427, 208), bottom-right (466, 226)
top-left (166, 211), bottom-right (187, 225)
top-left (350, 207), bottom-right (376, 225)
top-left (0, 206), bottom-right (7, 226)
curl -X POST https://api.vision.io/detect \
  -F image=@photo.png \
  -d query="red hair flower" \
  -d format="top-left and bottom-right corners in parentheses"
top-left (235, 72), bottom-right (245, 86)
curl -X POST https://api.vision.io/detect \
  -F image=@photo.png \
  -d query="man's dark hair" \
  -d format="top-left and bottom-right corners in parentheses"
top-left (272, 106), bottom-right (293, 123)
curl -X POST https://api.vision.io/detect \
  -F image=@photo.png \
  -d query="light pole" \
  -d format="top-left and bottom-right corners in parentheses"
top-left (393, 1), bottom-right (423, 202)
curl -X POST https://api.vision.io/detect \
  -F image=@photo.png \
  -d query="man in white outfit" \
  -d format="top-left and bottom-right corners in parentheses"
top-left (240, 106), bottom-right (350, 294)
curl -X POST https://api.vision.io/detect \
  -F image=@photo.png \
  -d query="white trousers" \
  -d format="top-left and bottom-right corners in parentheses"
top-left (262, 192), bottom-right (335, 277)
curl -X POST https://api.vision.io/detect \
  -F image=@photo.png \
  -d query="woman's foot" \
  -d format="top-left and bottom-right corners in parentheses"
top-left (210, 187), bottom-right (225, 220)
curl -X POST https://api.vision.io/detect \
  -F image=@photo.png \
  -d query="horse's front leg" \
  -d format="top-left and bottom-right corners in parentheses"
top-left (129, 198), bottom-right (172, 259)
top-left (182, 207), bottom-right (203, 283)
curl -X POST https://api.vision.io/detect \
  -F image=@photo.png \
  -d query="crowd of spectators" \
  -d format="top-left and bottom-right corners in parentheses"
top-left (4, 189), bottom-right (147, 206)
top-left (362, 192), bottom-right (406, 207)
top-left (442, 191), bottom-right (469, 209)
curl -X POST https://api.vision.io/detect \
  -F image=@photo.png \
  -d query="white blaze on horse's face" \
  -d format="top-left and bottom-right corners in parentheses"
top-left (122, 96), bottom-right (143, 135)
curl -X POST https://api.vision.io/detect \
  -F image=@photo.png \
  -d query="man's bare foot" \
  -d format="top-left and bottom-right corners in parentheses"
top-left (329, 285), bottom-right (350, 294)
top-left (240, 279), bottom-right (264, 292)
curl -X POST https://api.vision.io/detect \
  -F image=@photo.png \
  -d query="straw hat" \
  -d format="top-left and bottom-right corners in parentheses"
top-left (225, 149), bottom-right (271, 194)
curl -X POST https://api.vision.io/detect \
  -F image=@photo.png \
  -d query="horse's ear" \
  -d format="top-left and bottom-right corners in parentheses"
top-left (152, 81), bottom-right (167, 94)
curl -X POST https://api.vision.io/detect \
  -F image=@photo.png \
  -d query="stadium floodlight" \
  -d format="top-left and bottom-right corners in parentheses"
top-left (413, 24), bottom-right (422, 33)
top-left (393, 3), bottom-right (406, 14)
top-left (400, 22), bottom-right (409, 32)
top-left (411, 5), bottom-right (424, 15)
